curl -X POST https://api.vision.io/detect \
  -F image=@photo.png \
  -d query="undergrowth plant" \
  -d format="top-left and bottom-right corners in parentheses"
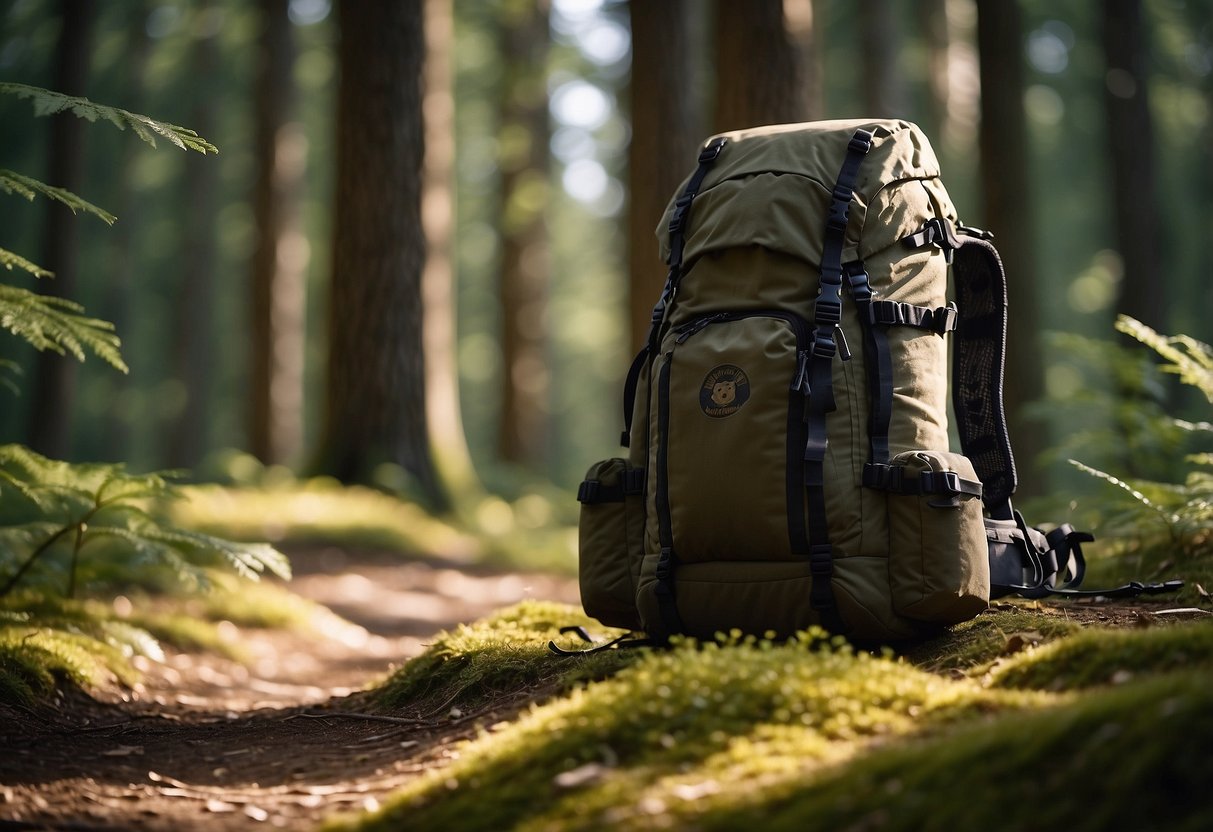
top-left (1071, 316), bottom-right (1213, 564)
top-left (0, 444), bottom-right (289, 599)
top-left (0, 84), bottom-right (287, 702)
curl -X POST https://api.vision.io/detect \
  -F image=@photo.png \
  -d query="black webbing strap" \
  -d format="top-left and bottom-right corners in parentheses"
top-left (868, 300), bottom-right (957, 333)
top-left (805, 129), bottom-right (873, 632)
top-left (902, 217), bottom-right (962, 263)
top-left (844, 262), bottom-right (893, 467)
top-left (644, 136), bottom-right (729, 355)
top-left (989, 516), bottom-right (1183, 599)
top-left (548, 626), bottom-right (655, 656)
top-left (951, 235), bottom-right (1017, 519)
top-left (625, 137), bottom-right (728, 450)
top-left (861, 465), bottom-right (982, 502)
top-left (576, 467), bottom-right (645, 504)
top-left (619, 346), bottom-right (648, 447)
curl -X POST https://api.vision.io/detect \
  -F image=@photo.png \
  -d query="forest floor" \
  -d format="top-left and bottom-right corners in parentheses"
top-left (0, 547), bottom-right (1191, 832)
top-left (0, 546), bottom-right (581, 831)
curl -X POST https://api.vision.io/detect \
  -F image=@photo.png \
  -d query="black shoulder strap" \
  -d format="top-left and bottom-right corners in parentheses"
top-left (951, 234), bottom-right (1017, 519)
top-left (620, 136), bottom-right (728, 449)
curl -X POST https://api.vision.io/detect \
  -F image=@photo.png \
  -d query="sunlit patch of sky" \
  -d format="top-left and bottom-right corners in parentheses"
top-left (549, 79), bottom-right (611, 130)
top-left (1027, 20), bottom-right (1074, 75)
top-left (288, 0), bottom-right (331, 26)
top-left (549, 0), bottom-right (629, 213)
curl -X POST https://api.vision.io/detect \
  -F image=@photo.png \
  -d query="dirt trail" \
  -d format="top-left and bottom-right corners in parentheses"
top-left (0, 547), bottom-right (580, 831)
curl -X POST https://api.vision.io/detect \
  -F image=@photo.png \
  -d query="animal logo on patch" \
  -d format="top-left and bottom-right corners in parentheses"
top-left (700, 365), bottom-right (751, 418)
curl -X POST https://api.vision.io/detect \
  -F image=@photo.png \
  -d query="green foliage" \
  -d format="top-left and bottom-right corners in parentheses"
top-left (0, 168), bottom-right (116, 225)
top-left (329, 605), bottom-right (1213, 832)
top-left (1070, 316), bottom-right (1213, 565)
top-left (0, 82), bottom-right (218, 155)
top-left (0, 282), bottom-right (127, 372)
top-left (0, 82), bottom-right (214, 375)
top-left (0, 597), bottom-right (157, 705)
top-left (0, 444), bottom-right (290, 600)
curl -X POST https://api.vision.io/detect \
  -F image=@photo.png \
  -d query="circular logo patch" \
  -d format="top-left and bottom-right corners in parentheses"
top-left (700, 364), bottom-right (751, 418)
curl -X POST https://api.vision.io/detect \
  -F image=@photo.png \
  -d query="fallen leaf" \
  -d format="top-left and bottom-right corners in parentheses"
top-left (1003, 631), bottom-right (1043, 655)
top-left (1197, 583), bottom-right (1210, 602)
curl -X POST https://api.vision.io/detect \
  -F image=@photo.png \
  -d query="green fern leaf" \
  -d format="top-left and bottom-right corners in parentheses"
top-left (0, 284), bottom-right (128, 372)
top-left (0, 169), bottom-right (117, 225)
top-left (1116, 315), bottom-right (1213, 403)
top-left (0, 246), bottom-right (53, 279)
top-left (0, 82), bottom-right (218, 155)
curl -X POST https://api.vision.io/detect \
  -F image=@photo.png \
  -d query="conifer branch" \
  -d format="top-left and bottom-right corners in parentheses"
top-left (0, 284), bottom-right (128, 372)
top-left (0, 82), bottom-right (218, 154)
top-left (0, 169), bottom-right (117, 224)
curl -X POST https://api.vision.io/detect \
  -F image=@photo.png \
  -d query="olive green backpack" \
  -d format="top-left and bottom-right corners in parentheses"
top-left (573, 120), bottom-right (1178, 647)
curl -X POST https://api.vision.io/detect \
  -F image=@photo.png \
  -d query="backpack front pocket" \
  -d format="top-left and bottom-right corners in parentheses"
top-left (653, 312), bottom-right (811, 563)
top-left (885, 449), bottom-right (990, 622)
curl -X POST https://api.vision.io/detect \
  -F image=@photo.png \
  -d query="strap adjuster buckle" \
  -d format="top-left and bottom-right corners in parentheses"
top-left (698, 137), bottom-right (726, 163)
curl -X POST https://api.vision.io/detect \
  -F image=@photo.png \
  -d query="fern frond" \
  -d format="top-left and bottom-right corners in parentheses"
top-left (0, 169), bottom-right (116, 225)
top-left (0, 284), bottom-right (128, 372)
top-left (1068, 459), bottom-right (1177, 523)
top-left (1116, 315), bottom-right (1213, 403)
top-left (0, 82), bottom-right (218, 155)
top-left (139, 526), bottom-right (291, 581)
top-left (0, 246), bottom-right (53, 279)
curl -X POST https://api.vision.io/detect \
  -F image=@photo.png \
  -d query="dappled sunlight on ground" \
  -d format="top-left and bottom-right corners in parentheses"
top-left (110, 546), bottom-right (580, 714)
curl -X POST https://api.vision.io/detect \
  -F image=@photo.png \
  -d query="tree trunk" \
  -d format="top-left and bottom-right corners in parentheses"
top-left (166, 2), bottom-right (220, 470)
top-left (27, 0), bottom-right (94, 460)
top-left (495, 0), bottom-right (551, 466)
top-left (976, 0), bottom-right (1046, 495)
top-left (317, 0), bottom-right (446, 508)
top-left (421, 0), bottom-right (480, 501)
top-left (627, 0), bottom-right (700, 354)
top-left (712, 0), bottom-right (810, 133)
top-left (1103, 0), bottom-right (1166, 331)
top-left (248, 0), bottom-right (307, 466)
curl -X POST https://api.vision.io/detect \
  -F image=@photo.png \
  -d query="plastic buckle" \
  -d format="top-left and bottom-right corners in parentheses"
top-left (577, 480), bottom-right (600, 504)
top-left (811, 332), bottom-right (836, 359)
top-left (870, 301), bottom-right (901, 326)
top-left (848, 131), bottom-right (873, 154)
top-left (826, 200), bottom-right (850, 231)
top-left (935, 303), bottom-right (958, 334)
top-left (814, 298), bottom-right (842, 325)
top-left (809, 546), bottom-right (833, 578)
top-left (699, 137), bottom-right (726, 163)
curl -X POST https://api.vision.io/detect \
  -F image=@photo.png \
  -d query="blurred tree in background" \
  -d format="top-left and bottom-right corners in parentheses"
top-left (0, 0), bottom-right (1210, 517)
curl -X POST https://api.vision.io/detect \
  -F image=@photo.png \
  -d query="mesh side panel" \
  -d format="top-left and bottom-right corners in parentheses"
top-left (952, 238), bottom-right (1016, 507)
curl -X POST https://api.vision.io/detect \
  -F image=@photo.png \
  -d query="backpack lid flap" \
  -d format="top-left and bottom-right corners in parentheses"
top-left (656, 120), bottom-right (958, 268)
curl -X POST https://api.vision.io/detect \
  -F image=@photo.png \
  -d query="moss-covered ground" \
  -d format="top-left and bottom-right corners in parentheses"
top-left (326, 600), bottom-right (1213, 832)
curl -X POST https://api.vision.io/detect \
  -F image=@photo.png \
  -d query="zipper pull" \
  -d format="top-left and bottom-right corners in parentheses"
top-left (675, 312), bottom-right (726, 343)
top-left (834, 325), bottom-right (852, 361)
top-left (792, 350), bottom-right (811, 393)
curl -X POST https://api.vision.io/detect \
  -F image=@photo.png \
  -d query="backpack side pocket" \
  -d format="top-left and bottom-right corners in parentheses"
top-left (577, 458), bottom-right (645, 630)
top-left (885, 449), bottom-right (990, 623)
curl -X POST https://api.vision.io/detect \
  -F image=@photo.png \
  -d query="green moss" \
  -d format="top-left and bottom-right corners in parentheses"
top-left (703, 670), bottom-right (1212, 832)
top-left (374, 601), bottom-right (639, 713)
top-left (900, 606), bottom-right (1081, 675)
top-left (335, 606), bottom-right (1213, 832)
top-left (0, 624), bottom-right (133, 705)
top-left (990, 619), bottom-right (1213, 691)
top-left (335, 630), bottom-right (1033, 832)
